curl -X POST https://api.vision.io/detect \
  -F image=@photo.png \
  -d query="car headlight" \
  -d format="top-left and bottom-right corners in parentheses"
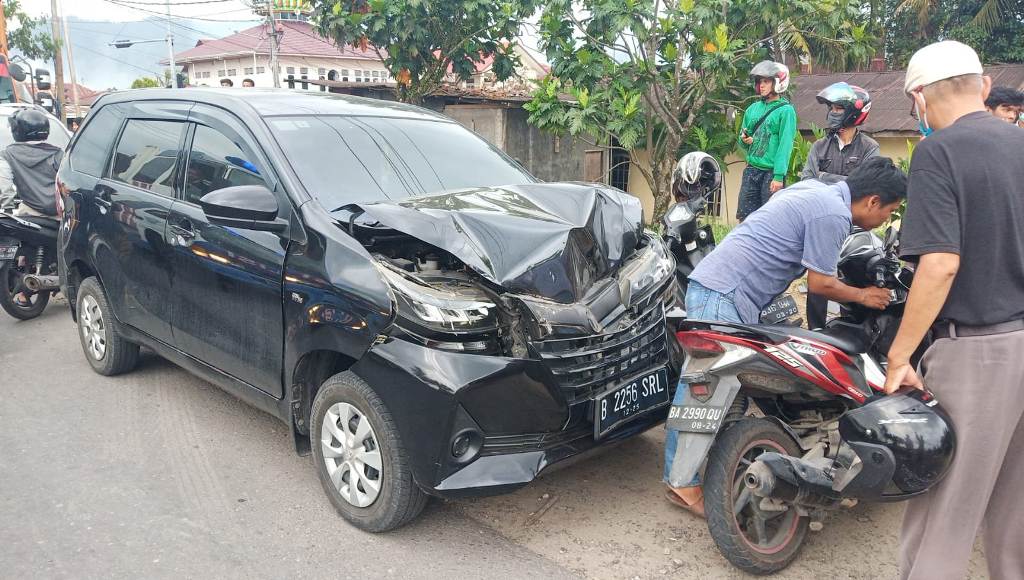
top-left (617, 236), bottom-right (674, 304)
top-left (376, 262), bottom-right (502, 353)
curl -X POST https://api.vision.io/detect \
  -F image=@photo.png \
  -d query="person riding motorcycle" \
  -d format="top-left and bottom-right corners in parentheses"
top-left (0, 108), bottom-right (63, 218)
top-left (0, 109), bottom-right (63, 307)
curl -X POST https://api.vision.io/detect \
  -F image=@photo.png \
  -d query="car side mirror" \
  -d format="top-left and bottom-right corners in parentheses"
top-left (199, 185), bottom-right (287, 232)
top-left (8, 63), bottom-right (27, 83)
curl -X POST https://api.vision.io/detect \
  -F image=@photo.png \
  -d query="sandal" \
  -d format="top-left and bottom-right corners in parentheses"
top-left (13, 293), bottom-right (32, 307)
top-left (665, 488), bottom-right (706, 519)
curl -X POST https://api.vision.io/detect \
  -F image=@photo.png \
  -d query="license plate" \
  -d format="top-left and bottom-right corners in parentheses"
top-left (760, 294), bottom-right (799, 324)
top-left (667, 402), bottom-right (728, 433)
top-left (594, 368), bottom-right (669, 438)
top-left (0, 244), bottom-right (18, 261)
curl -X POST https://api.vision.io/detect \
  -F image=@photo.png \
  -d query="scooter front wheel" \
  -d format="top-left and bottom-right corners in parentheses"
top-left (704, 418), bottom-right (808, 575)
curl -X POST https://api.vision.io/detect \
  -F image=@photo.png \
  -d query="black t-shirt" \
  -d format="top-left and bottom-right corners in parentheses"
top-left (900, 111), bottom-right (1024, 326)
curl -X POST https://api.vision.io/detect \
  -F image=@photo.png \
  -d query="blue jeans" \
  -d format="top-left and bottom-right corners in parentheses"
top-left (663, 281), bottom-right (743, 486)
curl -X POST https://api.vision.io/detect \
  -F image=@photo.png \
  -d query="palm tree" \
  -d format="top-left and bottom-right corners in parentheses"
top-left (896, 0), bottom-right (1015, 35)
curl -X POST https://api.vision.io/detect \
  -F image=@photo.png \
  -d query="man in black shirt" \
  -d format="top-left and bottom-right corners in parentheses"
top-left (885, 41), bottom-right (1024, 580)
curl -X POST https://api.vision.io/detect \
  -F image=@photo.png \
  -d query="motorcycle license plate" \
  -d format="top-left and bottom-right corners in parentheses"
top-left (667, 403), bottom-right (728, 433)
top-left (0, 243), bottom-right (18, 261)
top-left (594, 368), bottom-right (669, 439)
top-left (760, 294), bottom-right (799, 324)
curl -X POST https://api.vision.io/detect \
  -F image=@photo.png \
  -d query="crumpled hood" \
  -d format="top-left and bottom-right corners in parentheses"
top-left (355, 183), bottom-right (644, 303)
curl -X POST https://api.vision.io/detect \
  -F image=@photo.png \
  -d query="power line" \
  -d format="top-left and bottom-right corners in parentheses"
top-left (69, 41), bottom-right (166, 79)
top-left (113, 0), bottom-right (234, 4)
top-left (100, 0), bottom-right (263, 23)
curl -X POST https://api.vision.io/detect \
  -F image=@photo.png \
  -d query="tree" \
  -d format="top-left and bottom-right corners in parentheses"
top-left (525, 0), bottom-right (875, 220)
top-left (131, 76), bottom-right (161, 89)
top-left (882, 0), bottom-right (1024, 66)
top-left (4, 0), bottom-right (57, 61)
top-left (311, 0), bottom-right (538, 103)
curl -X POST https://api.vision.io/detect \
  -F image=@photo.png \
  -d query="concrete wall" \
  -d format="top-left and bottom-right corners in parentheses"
top-left (443, 105), bottom-right (590, 184)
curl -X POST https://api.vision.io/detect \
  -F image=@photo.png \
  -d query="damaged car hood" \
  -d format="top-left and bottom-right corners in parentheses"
top-left (354, 183), bottom-right (644, 303)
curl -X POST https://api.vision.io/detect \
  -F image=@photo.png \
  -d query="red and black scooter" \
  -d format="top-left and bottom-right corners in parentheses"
top-left (666, 228), bottom-right (956, 575)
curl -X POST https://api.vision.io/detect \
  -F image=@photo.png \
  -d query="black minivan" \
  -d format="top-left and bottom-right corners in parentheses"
top-left (58, 89), bottom-right (681, 531)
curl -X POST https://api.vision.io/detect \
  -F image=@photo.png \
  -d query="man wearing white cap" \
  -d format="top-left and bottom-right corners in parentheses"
top-left (884, 40), bottom-right (1024, 580)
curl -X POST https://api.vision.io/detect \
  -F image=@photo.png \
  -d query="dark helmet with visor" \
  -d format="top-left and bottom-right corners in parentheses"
top-left (9, 108), bottom-right (51, 142)
top-left (816, 82), bottom-right (872, 130)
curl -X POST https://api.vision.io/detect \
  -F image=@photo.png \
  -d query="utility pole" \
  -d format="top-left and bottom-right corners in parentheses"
top-left (165, 0), bottom-right (176, 87)
top-left (266, 0), bottom-right (280, 88)
top-left (50, 0), bottom-right (65, 122)
top-left (58, 0), bottom-right (78, 121)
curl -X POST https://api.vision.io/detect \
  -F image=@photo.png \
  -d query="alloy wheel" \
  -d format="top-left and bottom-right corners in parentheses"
top-left (732, 440), bottom-right (801, 554)
top-left (320, 402), bottom-right (383, 508)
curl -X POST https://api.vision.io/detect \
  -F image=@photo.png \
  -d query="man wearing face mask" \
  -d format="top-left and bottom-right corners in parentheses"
top-left (800, 82), bottom-right (880, 329)
top-left (884, 41), bottom-right (1024, 580)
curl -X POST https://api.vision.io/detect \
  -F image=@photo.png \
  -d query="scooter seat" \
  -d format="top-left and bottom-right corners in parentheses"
top-left (684, 319), bottom-right (870, 356)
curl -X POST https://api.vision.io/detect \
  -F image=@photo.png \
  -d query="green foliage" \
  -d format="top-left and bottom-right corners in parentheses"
top-left (881, 0), bottom-right (1024, 67)
top-left (526, 0), bottom-right (876, 220)
top-left (310, 0), bottom-right (538, 102)
top-left (131, 77), bottom-right (161, 89)
top-left (4, 0), bottom-right (57, 61)
top-left (786, 123), bottom-right (825, 185)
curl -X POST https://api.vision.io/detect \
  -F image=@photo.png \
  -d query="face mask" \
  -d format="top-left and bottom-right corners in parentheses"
top-left (914, 98), bottom-right (933, 138)
top-left (826, 110), bottom-right (846, 130)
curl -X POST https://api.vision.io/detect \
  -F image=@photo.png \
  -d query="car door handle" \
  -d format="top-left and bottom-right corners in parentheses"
top-left (169, 218), bottom-right (197, 241)
top-left (94, 184), bottom-right (114, 210)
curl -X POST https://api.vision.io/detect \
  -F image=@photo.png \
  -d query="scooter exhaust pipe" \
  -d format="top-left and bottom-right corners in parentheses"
top-left (22, 274), bottom-right (59, 292)
top-left (743, 452), bottom-right (841, 508)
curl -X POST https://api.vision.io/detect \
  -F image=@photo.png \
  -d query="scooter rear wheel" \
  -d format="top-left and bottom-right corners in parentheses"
top-left (0, 260), bottom-right (49, 320)
top-left (704, 418), bottom-right (808, 575)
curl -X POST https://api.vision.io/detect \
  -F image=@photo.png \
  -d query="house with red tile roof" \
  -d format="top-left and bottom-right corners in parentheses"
top-left (169, 19), bottom-right (392, 90)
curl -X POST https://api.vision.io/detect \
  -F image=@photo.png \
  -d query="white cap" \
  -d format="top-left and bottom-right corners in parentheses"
top-left (904, 41), bottom-right (983, 95)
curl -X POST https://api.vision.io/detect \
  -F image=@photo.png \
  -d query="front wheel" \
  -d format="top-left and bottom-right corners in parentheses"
top-left (0, 259), bottom-right (50, 320)
top-left (310, 372), bottom-right (427, 532)
top-left (704, 418), bottom-right (809, 575)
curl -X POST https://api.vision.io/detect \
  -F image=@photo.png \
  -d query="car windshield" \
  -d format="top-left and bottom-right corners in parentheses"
top-left (0, 113), bottom-right (70, 150)
top-left (267, 115), bottom-right (534, 209)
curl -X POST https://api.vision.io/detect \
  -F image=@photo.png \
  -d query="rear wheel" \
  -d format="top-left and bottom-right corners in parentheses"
top-left (0, 249), bottom-right (50, 320)
top-left (704, 418), bottom-right (808, 575)
top-left (76, 277), bottom-right (139, 376)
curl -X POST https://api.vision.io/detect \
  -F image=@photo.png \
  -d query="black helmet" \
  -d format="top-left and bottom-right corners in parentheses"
top-left (671, 151), bottom-right (721, 202)
top-left (816, 82), bottom-right (872, 130)
top-left (9, 109), bottom-right (50, 142)
top-left (836, 388), bottom-right (955, 500)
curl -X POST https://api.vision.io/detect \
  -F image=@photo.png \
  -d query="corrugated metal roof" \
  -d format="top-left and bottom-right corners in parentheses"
top-left (789, 65), bottom-right (1024, 135)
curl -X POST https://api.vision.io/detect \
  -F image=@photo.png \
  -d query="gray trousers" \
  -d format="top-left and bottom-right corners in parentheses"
top-left (900, 329), bottom-right (1024, 580)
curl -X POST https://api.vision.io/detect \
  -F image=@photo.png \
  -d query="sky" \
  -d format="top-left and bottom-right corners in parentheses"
top-left (20, 0), bottom-right (262, 23)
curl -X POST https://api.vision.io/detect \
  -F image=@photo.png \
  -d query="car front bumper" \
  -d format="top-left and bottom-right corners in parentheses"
top-left (350, 328), bottom-right (682, 498)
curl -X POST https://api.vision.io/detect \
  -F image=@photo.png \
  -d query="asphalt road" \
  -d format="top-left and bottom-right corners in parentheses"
top-left (0, 301), bottom-right (580, 580)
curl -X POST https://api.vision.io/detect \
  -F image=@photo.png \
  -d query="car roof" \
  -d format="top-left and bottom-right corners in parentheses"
top-left (95, 88), bottom-right (452, 122)
top-left (0, 103), bottom-right (71, 132)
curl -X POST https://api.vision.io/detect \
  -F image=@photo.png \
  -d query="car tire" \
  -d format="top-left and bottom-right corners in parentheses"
top-left (310, 371), bottom-right (427, 532)
top-left (76, 277), bottom-right (140, 376)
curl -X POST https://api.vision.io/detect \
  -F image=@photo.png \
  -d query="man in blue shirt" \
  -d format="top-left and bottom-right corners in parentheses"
top-left (664, 156), bottom-right (906, 514)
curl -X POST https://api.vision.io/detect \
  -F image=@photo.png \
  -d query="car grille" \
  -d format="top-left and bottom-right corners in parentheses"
top-left (480, 423), bottom-right (593, 456)
top-left (531, 286), bottom-right (671, 405)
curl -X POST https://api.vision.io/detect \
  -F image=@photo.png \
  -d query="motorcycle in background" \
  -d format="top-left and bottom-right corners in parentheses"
top-left (663, 152), bottom-right (799, 324)
top-left (0, 212), bottom-right (59, 319)
top-left (666, 226), bottom-right (952, 574)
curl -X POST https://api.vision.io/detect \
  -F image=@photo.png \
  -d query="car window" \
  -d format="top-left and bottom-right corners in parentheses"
top-left (268, 115), bottom-right (533, 209)
top-left (183, 124), bottom-right (266, 205)
top-left (108, 119), bottom-right (185, 197)
top-left (70, 104), bottom-right (125, 177)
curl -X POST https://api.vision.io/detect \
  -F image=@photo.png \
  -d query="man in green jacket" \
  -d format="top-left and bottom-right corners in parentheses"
top-left (737, 60), bottom-right (798, 221)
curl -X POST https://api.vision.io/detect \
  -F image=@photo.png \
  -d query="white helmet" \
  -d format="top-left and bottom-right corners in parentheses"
top-left (750, 60), bottom-right (791, 94)
top-left (671, 152), bottom-right (721, 202)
